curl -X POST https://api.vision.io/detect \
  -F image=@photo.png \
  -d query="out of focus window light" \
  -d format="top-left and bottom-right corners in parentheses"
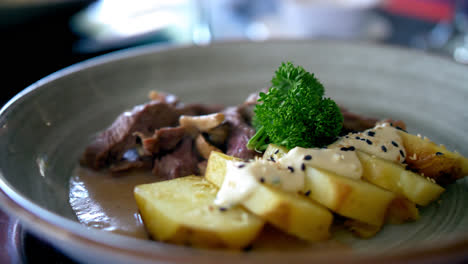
top-left (71, 0), bottom-right (197, 53)
top-left (208, 0), bottom-right (389, 41)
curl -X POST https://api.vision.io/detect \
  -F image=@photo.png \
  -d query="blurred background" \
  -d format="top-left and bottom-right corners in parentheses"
top-left (0, 0), bottom-right (467, 263)
top-left (1, 0), bottom-right (467, 107)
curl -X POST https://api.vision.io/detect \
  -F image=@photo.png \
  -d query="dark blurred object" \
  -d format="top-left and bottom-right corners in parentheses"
top-left (0, 0), bottom-right (94, 106)
top-left (22, 231), bottom-right (78, 264)
top-left (0, 210), bottom-right (21, 263)
top-left (0, 0), bottom-right (93, 29)
top-left (0, 209), bottom-right (77, 263)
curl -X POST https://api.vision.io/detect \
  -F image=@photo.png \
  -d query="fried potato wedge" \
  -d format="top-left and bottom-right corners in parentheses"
top-left (386, 197), bottom-right (420, 224)
top-left (205, 151), bottom-right (333, 242)
top-left (398, 131), bottom-right (468, 184)
top-left (345, 197), bottom-right (418, 238)
top-left (357, 151), bottom-right (445, 206)
top-left (134, 176), bottom-right (264, 249)
top-left (304, 167), bottom-right (395, 227)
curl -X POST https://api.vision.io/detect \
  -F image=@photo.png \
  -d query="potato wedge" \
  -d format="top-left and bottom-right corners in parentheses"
top-left (344, 220), bottom-right (381, 239)
top-left (386, 197), bottom-right (419, 224)
top-left (398, 131), bottom-right (468, 184)
top-left (205, 151), bottom-right (333, 242)
top-left (134, 176), bottom-right (264, 249)
top-left (357, 151), bottom-right (445, 206)
top-left (304, 167), bottom-right (395, 227)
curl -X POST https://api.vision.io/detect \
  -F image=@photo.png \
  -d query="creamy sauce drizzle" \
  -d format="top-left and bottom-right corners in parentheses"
top-left (215, 159), bottom-right (304, 207)
top-left (280, 147), bottom-right (363, 180)
top-left (215, 122), bottom-right (407, 208)
top-left (331, 123), bottom-right (406, 163)
top-left (215, 147), bottom-right (363, 207)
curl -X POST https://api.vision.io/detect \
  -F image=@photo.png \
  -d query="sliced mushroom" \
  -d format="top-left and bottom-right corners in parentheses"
top-left (148, 90), bottom-right (178, 104)
top-left (205, 123), bottom-right (229, 145)
top-left (179, 112), bottom-right (225, 133)
top-left (195, 134), bottom-right (222, 160)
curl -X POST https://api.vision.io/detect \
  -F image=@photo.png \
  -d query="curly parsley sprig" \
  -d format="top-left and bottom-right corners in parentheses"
top-left (247, 62), bottom-right (343, 152)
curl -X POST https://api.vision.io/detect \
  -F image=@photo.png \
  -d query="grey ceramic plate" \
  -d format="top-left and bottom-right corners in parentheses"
top-left (0, 41), bottom-right (467, 264)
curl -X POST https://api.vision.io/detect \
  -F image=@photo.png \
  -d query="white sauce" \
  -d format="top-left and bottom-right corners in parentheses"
top-left (279, 147), bottom-right (362, 180)
top-left (215, 147), bottom-right (362, 207)
top-left (214, 159), bottom-right (303, 207)
top-left (214, 122), bottom-right (407, 208)
top-left (331, 123), bottom-right (406, 163)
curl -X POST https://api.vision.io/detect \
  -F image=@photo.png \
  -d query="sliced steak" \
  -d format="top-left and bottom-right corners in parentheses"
top-left (340, 107), bottom-right (379, 134)
top-left (224, 106), bottom-right (259, 160)
top-left (152, 137), bottom-right (199, 179)
top-left (340, 107), bottom-right (406, 134)
top-left (136, 126), bottom-right (186, 155)
top-left (81, 101), bottom-right (181, 169)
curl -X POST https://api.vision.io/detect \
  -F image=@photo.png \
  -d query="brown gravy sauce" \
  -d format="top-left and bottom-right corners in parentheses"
top-left (69, 167), bottom-right (348, 251)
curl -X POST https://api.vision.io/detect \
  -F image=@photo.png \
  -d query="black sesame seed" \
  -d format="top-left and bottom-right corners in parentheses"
top-left (219, 207), bottom-right (227, 212)
top-left (135, 136), bottom-right (142, 145)
top-left (396, 126), bottom-right (407, 132)
top-left (367, 131), bottom-right (375, 137)
top-left (345, 135), bottom-right (349, 138)
top-left (355, 136), bottom-right (361, 140)
top-left (288, 166), bottom-right (295, 173)
top-left (274, 149), bottom-right (279, 154)
top-left (340, 147), bottom-right (348, 151)
top-left (361, 138), bottom-right (366, 141)
top-left (304, 155), bottom-right (312, 160)
top-left (238, 164), bottom-right (245, 168)
top-left (269, 156), bottom-right (276, 162)
top-left (366, 139), bottom-right (373, 145)
top-left (301, 163), bottom-right (306, 171)
top-left (436, 152), bottom-right (444, 156)
top-left (391, 141), bottom-right (399, 147)
top-left (381, 145), bottom-right (387, 152)
top-left (304, 190), bottom-right (311, 196)
top-left (348, 146), bottom-right (355, 151)
top-left (400, 150), bottom-right (405, 157)
top-left (260, 177), bottom-right (265, 183)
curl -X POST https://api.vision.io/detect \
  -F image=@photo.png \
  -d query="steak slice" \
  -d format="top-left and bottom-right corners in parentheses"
top-left (136, 126), bottom-right (187, 155)
top-left (152, 137), bottom-right (199, 179)
top-left (224, 106), bottom-right (259, 160)
top-left (340, 107), bottom-right (406, 134)
top-left (81, 101), bottom-right (180, 169)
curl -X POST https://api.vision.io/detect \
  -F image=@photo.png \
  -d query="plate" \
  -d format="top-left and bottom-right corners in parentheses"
top-left (0, 41), bottom-right (467, 264)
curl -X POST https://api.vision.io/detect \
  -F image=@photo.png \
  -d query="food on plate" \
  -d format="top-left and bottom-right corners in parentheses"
top-left (398, 131), bottom-right (468, 184)
top-left (205, 151), bottom-right (333, 242)
top-left (134, 176), bottom-right (264, 249)
top-left (357, 151), bottom-right (445, 206)
top-left (79, 62), bottom-right (468, 249)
